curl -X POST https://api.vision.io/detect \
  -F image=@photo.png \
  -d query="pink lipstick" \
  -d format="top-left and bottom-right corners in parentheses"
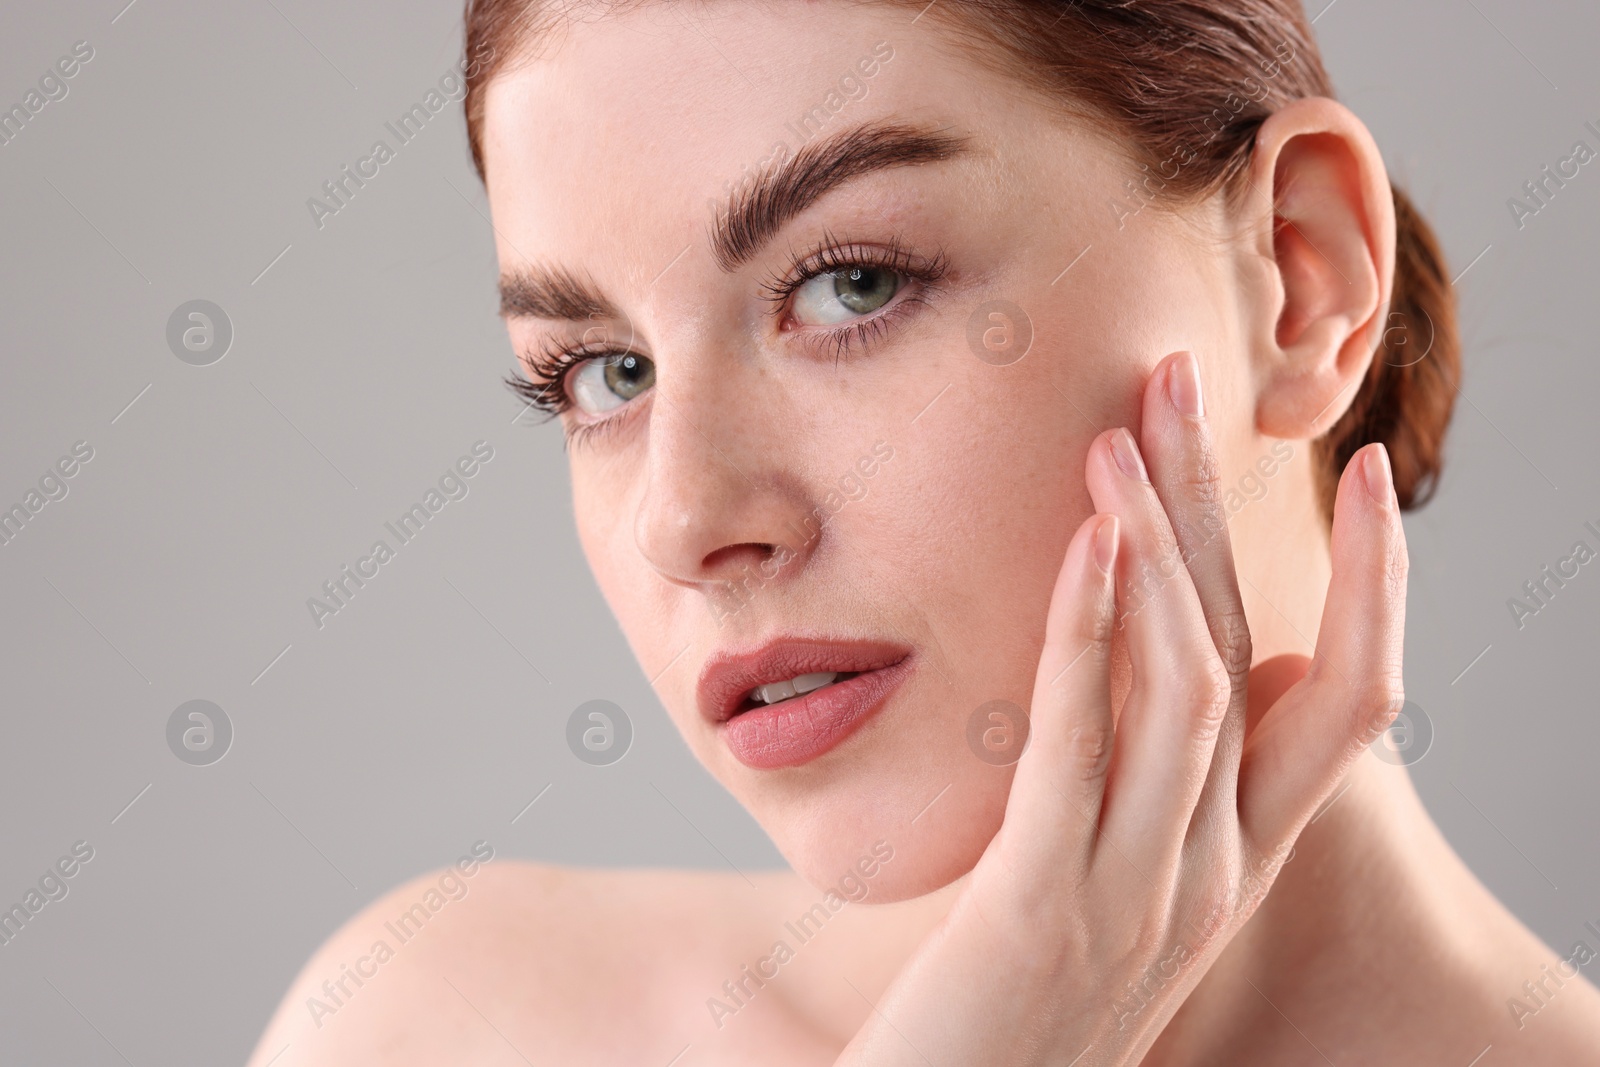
top-left (697, 638), bottom-right (913, 769)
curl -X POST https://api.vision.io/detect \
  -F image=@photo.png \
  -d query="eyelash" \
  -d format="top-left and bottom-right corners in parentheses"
top-left (760, 233), bottom-right (949, 364)
top-left (507, 340), bottom-right (636, 451)
top-left (507, 234), bottom-right (949, 444)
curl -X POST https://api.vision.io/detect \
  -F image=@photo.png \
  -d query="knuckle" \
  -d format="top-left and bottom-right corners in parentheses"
top-left (1173, 454), bottom-right (1229, 550)
top-left (1065, 721), bottom-right (1114, 781)
top-left (1209, 608), bottom-right (1254, 683)
top-left (1189, 657), bottom-right (1233, 726)
top-left (1378, 518), bottom-right (1411, 598)
top-left (1383, 545), bottom-right (1411, 599)
top-left (1086, 598), bottom-right (1119, 646)
top-left (1356, 678), bottom-right (1405, 746)
top-left (1178, 441), bottom-right (1223, 500)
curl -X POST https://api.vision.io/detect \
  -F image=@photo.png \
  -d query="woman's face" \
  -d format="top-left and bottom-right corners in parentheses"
top-left (483, 1), bottom-right (1264, 900)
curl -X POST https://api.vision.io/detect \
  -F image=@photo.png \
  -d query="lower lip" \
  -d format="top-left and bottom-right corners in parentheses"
top-left (719, 657), bottom-right (913, 770)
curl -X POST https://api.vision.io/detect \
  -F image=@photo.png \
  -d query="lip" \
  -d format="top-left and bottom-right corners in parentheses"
top-left (697, 637), bottom-right (913, 769)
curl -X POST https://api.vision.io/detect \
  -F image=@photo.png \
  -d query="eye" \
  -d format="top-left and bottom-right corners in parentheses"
top-left (791, 265), bottom-right (904, 326)
top-left (569, 353), bottom-right (655, 415)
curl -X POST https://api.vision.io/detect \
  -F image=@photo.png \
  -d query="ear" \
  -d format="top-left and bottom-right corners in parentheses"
top-left (1241, 97), bottom-right (1396, 440)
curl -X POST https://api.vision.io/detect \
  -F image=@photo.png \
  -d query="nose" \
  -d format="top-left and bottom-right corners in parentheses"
top-left (633, 391), bottom-right (819, 597)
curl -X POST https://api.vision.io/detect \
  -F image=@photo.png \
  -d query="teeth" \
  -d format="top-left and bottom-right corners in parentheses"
top-left (752, 672), bottom-right (839, 706)
top-left (792, 671), bottom-right (836, 694)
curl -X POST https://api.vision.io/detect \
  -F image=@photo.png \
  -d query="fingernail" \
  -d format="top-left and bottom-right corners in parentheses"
top-left (1363, 444), bottom-right (1393, 507)
top-left (1168, 352), bottom-right (1205, 419)
top-left (1110, 428), bottom-right (1149, 483)
top-left (1094, 515), bottom-right (1120, 574)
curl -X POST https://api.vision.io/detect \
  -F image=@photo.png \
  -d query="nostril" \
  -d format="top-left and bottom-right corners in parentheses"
top-left (702, 542), bottom-right (779, 575)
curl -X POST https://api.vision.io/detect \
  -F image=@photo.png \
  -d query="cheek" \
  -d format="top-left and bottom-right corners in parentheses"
top-left (572, 476), bottom-right (670, 669)
top-left (891, 403), bottom-right (1083, 615)
top-left (573, 475), bottom-right (624, 595)
top-left (880, 333), bottom-right (1125, 666)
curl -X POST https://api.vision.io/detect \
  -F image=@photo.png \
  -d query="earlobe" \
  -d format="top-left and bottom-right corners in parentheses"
top-left (1246, 98), bottom-right (1396, 441)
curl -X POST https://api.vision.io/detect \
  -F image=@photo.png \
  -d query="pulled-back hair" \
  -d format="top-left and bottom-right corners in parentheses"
top-left (462, 0), bottom-right (1459, 518)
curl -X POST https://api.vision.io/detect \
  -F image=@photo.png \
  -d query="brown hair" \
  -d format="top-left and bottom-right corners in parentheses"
top-left (462, 0), bottom-right (1459, 517)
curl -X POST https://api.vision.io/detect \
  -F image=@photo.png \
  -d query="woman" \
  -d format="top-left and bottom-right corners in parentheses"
top-left (250, 1), bottom-right (1600, 1062)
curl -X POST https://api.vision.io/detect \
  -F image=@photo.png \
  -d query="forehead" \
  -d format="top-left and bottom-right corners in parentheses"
top-left (478, 3), bottom-right (1022, 271)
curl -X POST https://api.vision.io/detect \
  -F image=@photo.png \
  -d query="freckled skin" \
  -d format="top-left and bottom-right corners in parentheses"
top-left (486, 3), bottom-right (1273, 901)
top-left (247, 4), bottom-right (1600, 1064)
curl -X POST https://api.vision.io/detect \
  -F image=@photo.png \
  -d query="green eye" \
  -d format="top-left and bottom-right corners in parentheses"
top-left (792, 266), bottom-right (904, 325)
top-left (570, 353), bottom-right (655, 415)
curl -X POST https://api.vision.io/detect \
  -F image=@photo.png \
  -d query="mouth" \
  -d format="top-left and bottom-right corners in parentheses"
top-left (697, 638), bottom-right (914, 769)
top-left (736, 670), bottom-right (862, 713)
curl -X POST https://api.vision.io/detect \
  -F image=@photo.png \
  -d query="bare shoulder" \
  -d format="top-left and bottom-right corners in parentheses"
top-left (247, 856), bottom-right (810, 1066)
top-left (1486, 948), bottom-right (1600, 1062)
top-left (1434, 903), bottom-right (1600, 1064)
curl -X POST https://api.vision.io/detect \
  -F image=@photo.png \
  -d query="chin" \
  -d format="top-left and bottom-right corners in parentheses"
top-left (704, 673), bottom-right (1021, 905)
top-left (770, 767), bottom-right (1013, 905)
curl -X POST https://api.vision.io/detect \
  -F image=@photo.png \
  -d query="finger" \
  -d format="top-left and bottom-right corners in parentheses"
top-left (1004, 512), bottom-right (1119, 869)
top-left (1085, 427), bottom-right (1231, 870)
top-left (1238, 443), bottom-right (1407, 849)
top-left (1137, 352), bottom-right (1252, 848)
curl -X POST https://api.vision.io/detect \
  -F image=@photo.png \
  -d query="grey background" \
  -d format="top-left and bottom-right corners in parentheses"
top-left (0, 0), bottom-right (1595, 1063)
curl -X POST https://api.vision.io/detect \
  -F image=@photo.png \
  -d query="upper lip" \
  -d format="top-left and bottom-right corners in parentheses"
top-left (697, 636), bottom-right (912, 724)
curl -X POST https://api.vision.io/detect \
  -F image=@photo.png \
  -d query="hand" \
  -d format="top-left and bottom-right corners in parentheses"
top-left (835, 351), bottom-right (1409, 1066)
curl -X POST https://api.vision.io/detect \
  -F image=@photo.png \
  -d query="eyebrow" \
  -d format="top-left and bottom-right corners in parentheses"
top-left (499, 263), bottom-right (618, 321)
top-left (498, 121), bottom-right (972, 321)
top-left (710, 120), bottom-right (971, 272)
